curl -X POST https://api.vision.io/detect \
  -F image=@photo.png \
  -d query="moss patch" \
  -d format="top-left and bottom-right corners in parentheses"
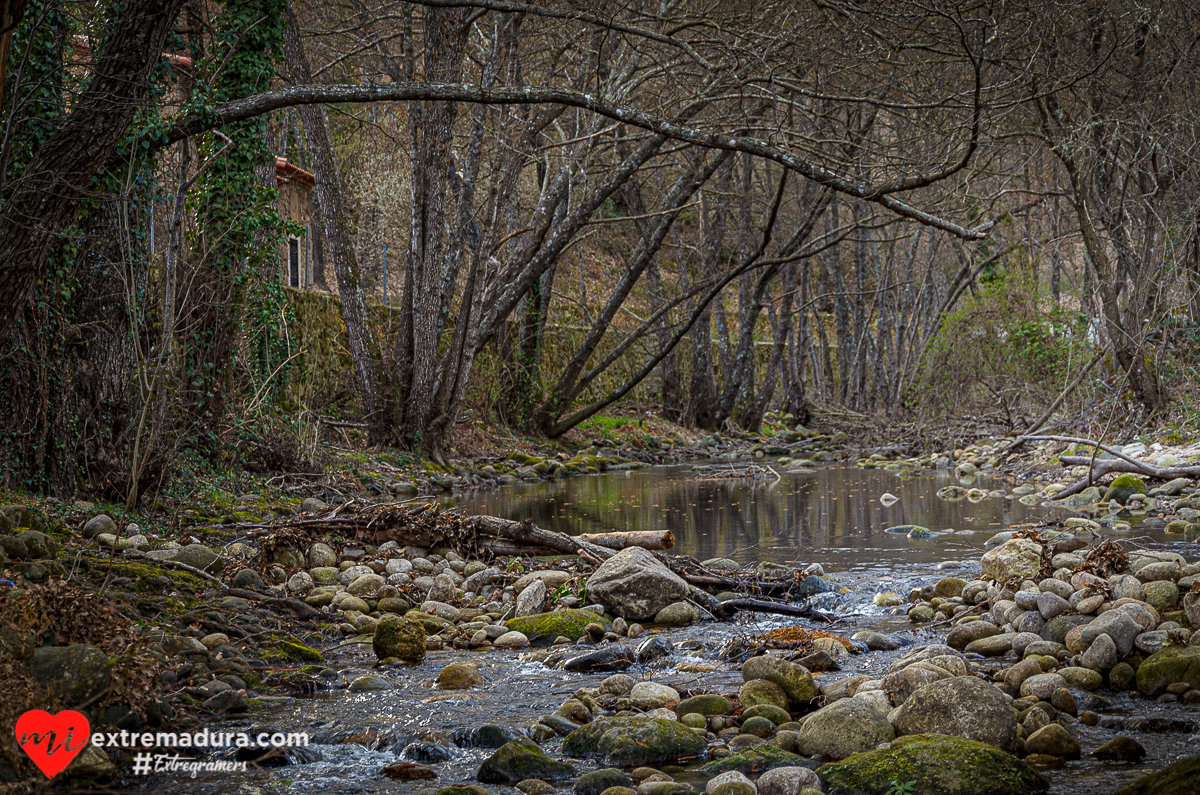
top-left (273, 640), bottom-right (323, 663)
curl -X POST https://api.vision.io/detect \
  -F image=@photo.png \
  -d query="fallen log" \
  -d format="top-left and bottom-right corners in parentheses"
top-left (577, 530), bottom-right (675, 551)
top-left (710, 598), bottom-right (835, 623)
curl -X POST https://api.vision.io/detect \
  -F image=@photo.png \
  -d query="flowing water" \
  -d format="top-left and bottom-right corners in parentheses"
top-left (138, 465), bottom-right (1200, 794)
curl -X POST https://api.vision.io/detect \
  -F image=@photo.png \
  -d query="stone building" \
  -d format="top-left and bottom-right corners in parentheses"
top-left (275, 156), bottom-right (316, 289)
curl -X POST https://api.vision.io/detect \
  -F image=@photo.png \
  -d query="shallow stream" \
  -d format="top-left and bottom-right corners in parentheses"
top-left (138, 465), bottom-right (1200, 794)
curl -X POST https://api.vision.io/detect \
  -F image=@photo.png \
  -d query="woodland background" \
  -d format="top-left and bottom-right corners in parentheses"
top-left (3, 0), bottom-right (1200, 504)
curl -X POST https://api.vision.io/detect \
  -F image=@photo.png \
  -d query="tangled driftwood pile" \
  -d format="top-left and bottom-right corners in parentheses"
top-left (209, 500), bottom-right (832, 620)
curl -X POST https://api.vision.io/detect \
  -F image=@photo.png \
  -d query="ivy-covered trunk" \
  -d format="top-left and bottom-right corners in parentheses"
top-left (0, 0), bottom-right (186, 340)
top-left (185, 0), bottom-right (287, 429)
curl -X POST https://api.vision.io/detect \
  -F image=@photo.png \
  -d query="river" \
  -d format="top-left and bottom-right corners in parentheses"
top-left (142, 465), bottom-right (1200, 794)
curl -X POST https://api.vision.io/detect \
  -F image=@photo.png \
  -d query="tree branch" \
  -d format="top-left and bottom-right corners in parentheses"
top-left (161, 81), bottom-right (993, 240)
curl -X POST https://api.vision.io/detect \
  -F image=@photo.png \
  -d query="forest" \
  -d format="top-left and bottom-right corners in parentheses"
top-left (2, 0), bottom-right (1199, 500)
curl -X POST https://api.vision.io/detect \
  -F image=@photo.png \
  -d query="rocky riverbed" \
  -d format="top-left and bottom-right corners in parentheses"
top-left (3, 436), bottom-right (1200, 794)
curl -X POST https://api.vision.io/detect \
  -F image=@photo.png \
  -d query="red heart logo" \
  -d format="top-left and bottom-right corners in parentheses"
top-left (15, 710), bottom-right (91, 779)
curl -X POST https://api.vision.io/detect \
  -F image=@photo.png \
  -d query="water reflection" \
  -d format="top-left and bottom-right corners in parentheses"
top-left (439, 465), bottom-right (1073, 569)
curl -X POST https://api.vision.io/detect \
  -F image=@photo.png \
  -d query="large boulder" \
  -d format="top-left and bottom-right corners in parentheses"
top-left (981, 538), bottom-right (1043, 583)
top-left (742, 655), bottom-right (819, 706)
top-left (1135, 646), bottom-right (1200, 693)
top-left (373, 615), bottom-right (426, 663)
top-left (477, 738), bottom-right (574, 784)
top-left (30, 644), bottom-right (112, 706)
top-left (816, 734), bottom-right (1047, 795)
top-left (585, 547), bottom-right (690, 621)
top-left (890, 676), bottom-right (1018, 753)
top-left (563, 717), bottom-right (706, 767)
top-left (795, 699), bottom-right (895, 760)
top-left (505, 610), bottom-right (612, 645)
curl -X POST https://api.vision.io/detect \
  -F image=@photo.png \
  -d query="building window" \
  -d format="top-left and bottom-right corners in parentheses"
top-left (288, 237), bottom-right (301, 287)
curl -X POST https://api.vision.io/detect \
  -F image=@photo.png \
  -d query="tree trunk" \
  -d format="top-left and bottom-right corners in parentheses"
top-left (0, 0), bottom-right (187, 340)
top-left (282, 8), bottom-right (383, 425)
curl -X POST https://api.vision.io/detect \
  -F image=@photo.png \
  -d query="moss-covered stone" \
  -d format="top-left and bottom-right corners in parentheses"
top-left (563, 717), bottom-right (706, 766)
top-left (436, 787), bottom-right (500, 795)
top-left (742, 704), bottom-right (791, 725)
top-left (373, 615), bottom-right (426, 663)
top-left (697, 746), bottom-right (816, 775)
top-left (1113, 753), bottom-right (1200, 795)
top-left (505, 610), bottom-right (612, 645)
top-left (1136, 646), bottom-right (1200, 693)
top-left (1104, 475), bottom-right (1148, 504)
top-left (739, 679), bottom-right (790, 711)
top-left (817, 734), bottom-right (1047, 795)
top-left (477, 738), bottom-right (574, 784)
top-left (675, 694), bottom-right (732, 716)
top-left (274, 640), bottom-right (322, 663)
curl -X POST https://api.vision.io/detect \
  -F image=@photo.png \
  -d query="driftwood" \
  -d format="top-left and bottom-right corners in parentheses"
top-left (711, 598), bottom-right (835, 623)
top-left (577, 530), bottom-right (675, 550)
top-left (576, 530), bottom-right (673, 550)
top-left (1031, 435), bottom-right (1200, 499)
top-left (209, 503), bottom-right (815, 610)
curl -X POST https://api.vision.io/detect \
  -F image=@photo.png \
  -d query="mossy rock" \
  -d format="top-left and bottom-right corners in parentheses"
top-left (477, 737), bottom-right (574, 784)
top-left (675, 694), bottom-right (732, 716)
top-left (1114, 753), bottom-right (1200, 795)
top-left (373, 615), bottom-right (426, 663)
top-left (563, 717), bottom-right (706, 767)
top-left (742, 704), bottom-right (792, 726)
top-left (1104, 475), bottom-right (1148, 504)
top-left (274, 640), bottom-right (322, 663)
top-left (1135, 646), bottom-right (1200, 693)
top-left (816, 734), bottom-right (1047, 795)
top-left (0, 505), bottom-right (48, 532)
top-left (507, 452), bottom-right (541, 465)
top-left (697, 746), bottom-right (816, 775)
top-left (505, 610), bottom-right (612, 645)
